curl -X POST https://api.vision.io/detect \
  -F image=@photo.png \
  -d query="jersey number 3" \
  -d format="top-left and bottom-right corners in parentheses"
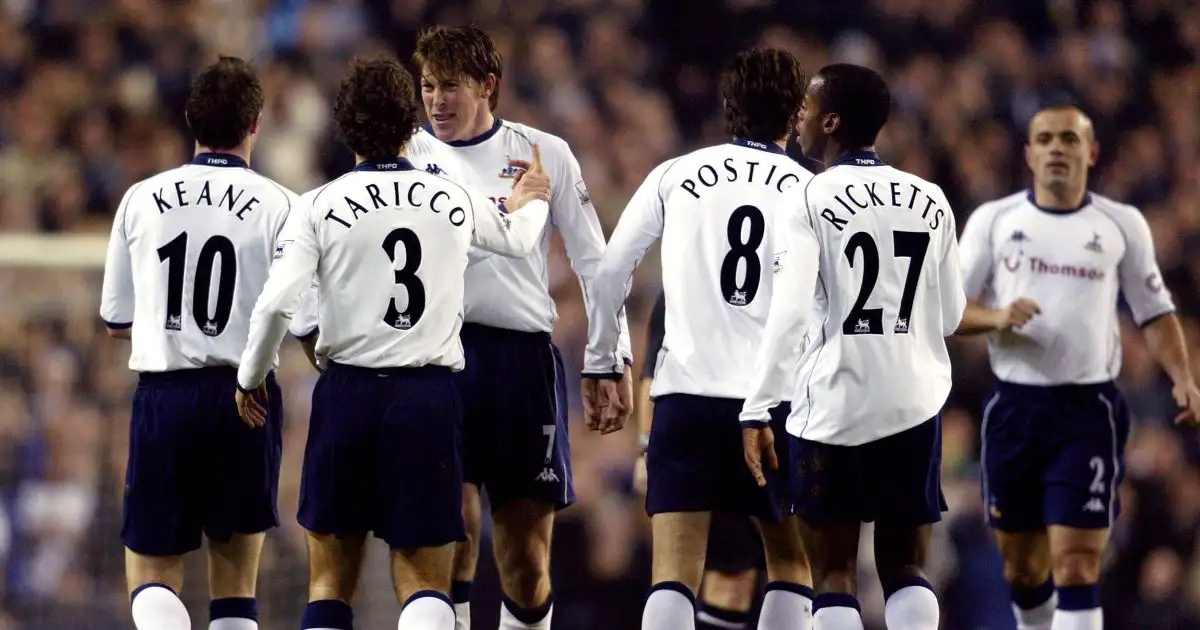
top-left (720, 205), bottom-right (765, 306)
top-left (843, 231), bottom-right (930, 335)
top-left (158, 232), bottom-right (236, 337)
top-left (382, 228), bottom-right (426, 331)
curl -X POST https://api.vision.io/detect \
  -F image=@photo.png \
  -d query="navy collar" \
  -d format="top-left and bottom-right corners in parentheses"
top-left (424, 117), bottom-right (504, 147)
top-left (730, 138), bottom-right (786, 155)
top-left (831, 150), bottom-right (886, 167)
top-left (1025, 189), bottom-right (1092, 214)
top-left (353, 157), bottom-right (416, 172)
top-left (191, 152), bottom-right (247, 168)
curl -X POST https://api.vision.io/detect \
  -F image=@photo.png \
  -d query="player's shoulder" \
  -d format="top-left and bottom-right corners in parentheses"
top-left (499, 119), bottom-right (574, 159)
top-left (119, 162), bottom-right (296, 214)
top-left (964, 190), bottom-right (1028, 227)
top-left (1087, 191), bottom-right (1147, 226)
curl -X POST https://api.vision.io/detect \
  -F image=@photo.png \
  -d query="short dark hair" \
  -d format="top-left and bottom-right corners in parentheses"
top-left (333, 54), bottom-right (421, 162)
top-left (813, 63), bottom-right (892, 149)
top-left (413, 25), bottom-right (504, 111)
top-left (186, 56), bottom-right (263, 151)
top-left (720, 48), bottom-right (807, 143)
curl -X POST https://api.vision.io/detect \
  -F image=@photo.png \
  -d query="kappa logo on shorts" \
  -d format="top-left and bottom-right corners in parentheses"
top-left (535, 467), bottom-right (560, 483)
top-left (1082, 498), bottom-right (1105, 513)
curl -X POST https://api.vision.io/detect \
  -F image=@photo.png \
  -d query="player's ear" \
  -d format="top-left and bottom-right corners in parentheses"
top-left (483, 73), bottom-right (498, 101)
top-left (250, 112), bottom-right (262, 137)
top-left (822, 112), bottom-right (839, 136)
top-left (1024, 141), bottom-right (1034, 171)
top-left (1088, 139), bottom-right (1099, 167)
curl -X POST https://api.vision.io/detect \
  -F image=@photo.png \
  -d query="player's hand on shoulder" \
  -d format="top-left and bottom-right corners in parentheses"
top-left (235, 382), bottom-right (270, 429)
top-left (1172, 379), bottom-right (1200, 426)
top-left (508, 144), bottom-right (551, 211)
top-left (742, 424), bottom-right (778, 488)
top-left (997, 297), bottom-right (1041, 331)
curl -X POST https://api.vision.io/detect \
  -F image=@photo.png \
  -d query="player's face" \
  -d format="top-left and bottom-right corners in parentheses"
top-left (420, 70), bottom-right (493, 143)
top-left (796, 78), bottom-right (829, 160)
top-left (1025, 109), bottom-right (1098, 193)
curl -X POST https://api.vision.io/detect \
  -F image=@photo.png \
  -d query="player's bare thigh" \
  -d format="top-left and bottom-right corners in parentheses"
top-left (306, 531), bottom-right (367, 604)
top-left (391, 543), bottom-right (456, 604)
top-left (126, 549), bottom-right (186, 595)
top-left (452, 483), bottom-right (483, 583)
top-left (993, 529), bottom-right (1052, 587)
top-left (208, 532), bottom-right (267, 599)
top-left (1047, 525), bottom-right (1108, 586)
top-left (652, 512), bottom-right (712, 594)
top-left (491, 497), bottom-right (555, 607)
top-left (756, 515), bottom-right (812, 586)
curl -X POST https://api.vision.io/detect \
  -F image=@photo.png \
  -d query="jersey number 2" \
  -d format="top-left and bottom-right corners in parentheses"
top-left (158, 232), bottom-right (237, 336)
top-left (720, 205), bottom-right (765, 306)
top-left (382, 228), bottom-right (426, 330)
top-left (843, 231), bottom-right (930, 335)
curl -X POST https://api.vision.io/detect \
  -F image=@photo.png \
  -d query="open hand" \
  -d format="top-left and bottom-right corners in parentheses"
top-left (236, 383), bottom-right (269, 429)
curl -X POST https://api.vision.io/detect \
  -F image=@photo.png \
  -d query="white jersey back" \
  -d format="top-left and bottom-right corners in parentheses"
top-left (584, 140), bottom-right (815, 398)
top-left (960, 190), bottom-right (1175, 385)
top-left (237, 158), bottom-right (549, 388)
top-left (100, 153), bottom-right (295, 372)
top-left (767, 152), bottom-right (965, 445)
top-left (287, 128), bottom-right (475, 340)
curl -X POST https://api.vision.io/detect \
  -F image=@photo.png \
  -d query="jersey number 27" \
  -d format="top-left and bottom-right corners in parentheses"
top-left (843, 231), bottom-right (930, 335)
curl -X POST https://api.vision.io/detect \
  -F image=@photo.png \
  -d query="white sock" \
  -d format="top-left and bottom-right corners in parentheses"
top-left (1014, 592), bottom-right (1057, 630)
top-left (211, 618), bottom-right (258, 630)
top-left (758, 582), bottom-right (813, 630)
top-left (500, 599), bottom-right (553, 629)
top-left (643, 583), bottom-right (696, 630)
top-left (399, 593), bottom-right (456, 630)
top-left (812, 607), bottom-right (864, 630)
top-left (454, 602), bottom-right (471, 630)
top-left (1051, 609), bottom-right (1102, 630)
top-left (131, 584), bottom-right (191, 630)
top-left (883, 585), bottom-right (939, 630)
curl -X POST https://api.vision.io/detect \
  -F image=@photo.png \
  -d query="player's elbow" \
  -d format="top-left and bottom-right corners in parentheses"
top-left (106, 327), bottom-right (132, 340)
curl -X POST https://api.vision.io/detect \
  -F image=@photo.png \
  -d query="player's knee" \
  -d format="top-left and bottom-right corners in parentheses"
top-left (813, 556), bottom-right (857, 594)
top-left (495, 540), bottom-right (550, 604)
top-left (125, 549), bottom-right (185, 595)
top-left (208, 533), bottom-right (265, 599)
top-left (1051, 547), bottom-right (1103, 586)
top-left (701, 570), bottom-right (757, 612)
top-left (1002, 552), bottom-right (1052, 587)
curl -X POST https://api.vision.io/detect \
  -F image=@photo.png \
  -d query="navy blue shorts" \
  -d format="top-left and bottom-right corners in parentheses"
top-left (790, 416), bottom-right (947, 526)
top-left (456, 324), bottom-right (574, 510)
top-left (298, 362), bottom-right (465, 549)
top-left (646, 394), bottom-right (791, 523)
top-left (122, 367), bottom-right (283, 556)
top-left (981, 380), bottom-right (1130, 532)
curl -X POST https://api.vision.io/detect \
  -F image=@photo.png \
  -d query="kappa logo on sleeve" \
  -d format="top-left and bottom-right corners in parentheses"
top-left (773, 250), bottom-right (787, 274)
top-left (273, 240), bottom-right (293, 260)
top-left (575, 180), bottom-right (591, 205)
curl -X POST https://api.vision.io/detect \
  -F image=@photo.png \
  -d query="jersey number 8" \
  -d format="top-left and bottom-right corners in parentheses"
top-left (382, 228), bottom-right (426, 331)
top-left (719, 205), bottom-right (765, 307)
top-left (842, 231), bottom-right (930, 335)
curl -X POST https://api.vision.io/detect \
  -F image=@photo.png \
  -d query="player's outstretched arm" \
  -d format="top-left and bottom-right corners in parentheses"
top-left (100, 187), bottom-right (138, 340)
top-left (953, 202), bottom-right (1040, 335)
top-left (469, 144), bottom-right (551, 258)
top-left (582, 160), bottom-right (671, 381)
top-left (237, 202), bottom-right (321, 407)
top-left (740, 205), bottom-right (820, 486)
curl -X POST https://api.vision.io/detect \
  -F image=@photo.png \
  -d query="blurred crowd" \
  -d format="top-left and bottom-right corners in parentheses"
top-left (1, 0), bottom-right (1200, 628)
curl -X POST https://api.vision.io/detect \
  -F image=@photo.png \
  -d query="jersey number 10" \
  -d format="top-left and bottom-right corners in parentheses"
top-left (843, 231), bottom-right (930, 335)
top-left (158, 232), bottom-right (237, 337)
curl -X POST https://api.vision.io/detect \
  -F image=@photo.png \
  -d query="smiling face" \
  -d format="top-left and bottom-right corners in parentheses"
top-left (1025, 107), bottom-right (1098, 196)
top-left (419, 69), bottom-right (495, 142)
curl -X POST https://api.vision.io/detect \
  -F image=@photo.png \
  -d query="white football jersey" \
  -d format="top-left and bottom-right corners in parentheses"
top-left (960, 190), bottom-right (1174, 385)
top-left (741, 152), bottom-right (966, 445)
top-left (237, 157), bottom-right (550, 389)
top-left (584, 139), bottom-right (816, 393)
top-left (435, 118), bottom-right (632, 361)
top-left (100, 153), bottom-right (297, 372)
top-left (287, 128), bottom-right (475, 340)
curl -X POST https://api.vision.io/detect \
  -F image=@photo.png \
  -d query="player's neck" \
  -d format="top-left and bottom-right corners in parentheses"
top-left (354, 149), bottom-right (406, 166)
top-left (461, 110), bottom-right (497, 143)
top-left (195, 143), bottom-right (250, 165)
top-left (1032, 185), bottom-right (1088, 211)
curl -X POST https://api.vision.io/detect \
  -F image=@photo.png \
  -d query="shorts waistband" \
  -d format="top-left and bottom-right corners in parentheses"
top-left (460, 322), bottom-right (552, 344)
top-left (137, 366), bottom-right (274, 386)
top-left (996, 380), bottom-right (1116, 395)
top-left (324, 361), bottom-right (453, 378)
